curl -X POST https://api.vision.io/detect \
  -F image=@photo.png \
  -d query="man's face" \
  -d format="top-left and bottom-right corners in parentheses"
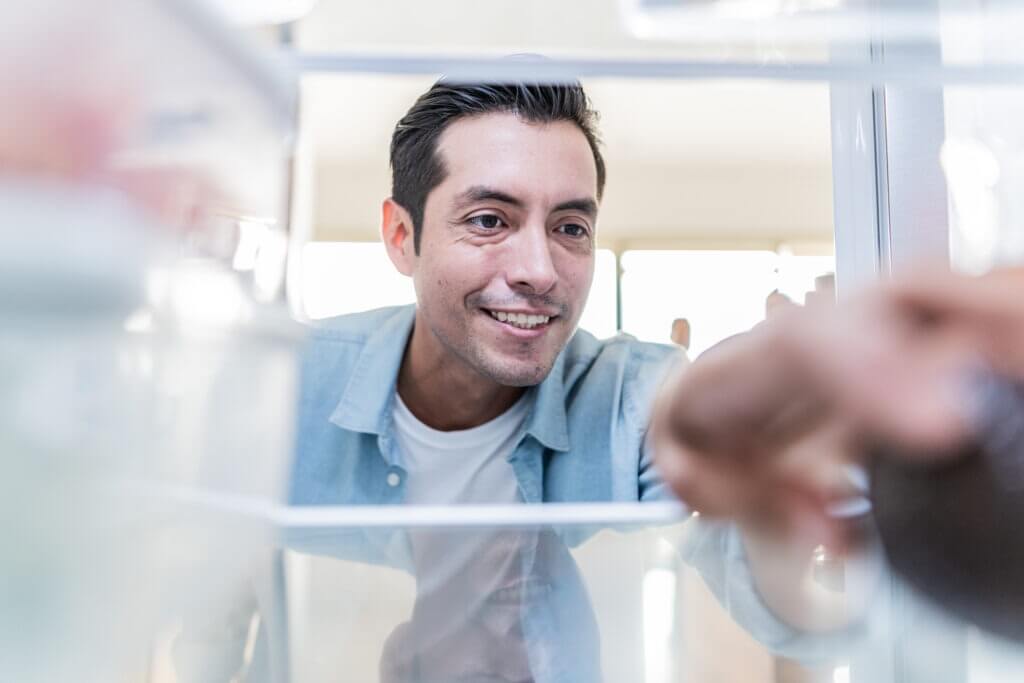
top-left (408, 112), bottom-right (599, 387)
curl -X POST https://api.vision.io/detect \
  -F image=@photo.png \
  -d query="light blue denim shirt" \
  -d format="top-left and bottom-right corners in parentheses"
top-left (290, 304), bottom-right (674, 510)
top-left (286, 304), bottom-right (849, 667)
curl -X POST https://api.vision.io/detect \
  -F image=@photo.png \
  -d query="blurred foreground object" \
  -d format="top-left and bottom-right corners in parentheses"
top-left (0, 1), bottom-right (300, 680)
top-left (1, 0), bottom-right (296, 300)
top-left (871, 398), bottom-right (1024, 643)
top-left (657, 265), bottom-right (1024, 639)
top-left (868, 300), bottom-right (1024, 642)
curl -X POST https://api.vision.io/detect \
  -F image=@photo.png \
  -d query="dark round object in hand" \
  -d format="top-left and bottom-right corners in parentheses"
top-left (870, 445), bottom-right (1024, 642)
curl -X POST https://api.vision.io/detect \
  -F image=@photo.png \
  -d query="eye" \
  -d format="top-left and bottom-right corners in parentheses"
top-left (556, 222), bottom-right (589, 239)
top-left (468, 214), bottom-right (506, 230)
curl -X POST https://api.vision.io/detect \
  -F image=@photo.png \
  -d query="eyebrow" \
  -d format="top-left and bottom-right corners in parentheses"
top-left (552, 198), bottom-right (599, 218)
top-left (454, 185), bottom-right (598, 218)
top-left (454, 186), bottom-right (524, 210)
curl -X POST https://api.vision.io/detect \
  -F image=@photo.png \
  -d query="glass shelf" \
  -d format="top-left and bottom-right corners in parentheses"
top-left (291, 0), bottom-right (1024, 84)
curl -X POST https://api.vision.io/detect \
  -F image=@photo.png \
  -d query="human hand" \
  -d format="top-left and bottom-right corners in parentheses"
top-left (651, 268), bottom-right (1021, 543)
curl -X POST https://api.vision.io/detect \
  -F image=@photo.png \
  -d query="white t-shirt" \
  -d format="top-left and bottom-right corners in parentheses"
top-left (390, 390), bottom-right (534, 649)
top-left (392, 391), bottom-right (528, 505)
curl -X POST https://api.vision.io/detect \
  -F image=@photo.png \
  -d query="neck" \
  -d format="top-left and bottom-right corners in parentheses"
top-left (397, 316), bottom-right (525, 431)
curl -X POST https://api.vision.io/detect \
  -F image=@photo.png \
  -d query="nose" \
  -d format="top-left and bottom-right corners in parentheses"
top-left (503, 223), bottom-right (558, 296)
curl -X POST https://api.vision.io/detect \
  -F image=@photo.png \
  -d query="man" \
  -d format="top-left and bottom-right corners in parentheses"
top-left (286, 79), bottom-right (853, 681)
top-left (292, 81), bottom-right (671, 527)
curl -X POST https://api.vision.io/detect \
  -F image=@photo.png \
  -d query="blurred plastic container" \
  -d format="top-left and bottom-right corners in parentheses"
top-left (0, 185), bottom-right (303, 682)
top-left (2, 0), bottom-right (296, 301)
top-left (0, 0), bottom-right (300, 680)
top-left (0, 184), bottom-right (156, 682)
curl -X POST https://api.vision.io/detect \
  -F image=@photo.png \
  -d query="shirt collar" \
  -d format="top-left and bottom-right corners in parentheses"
top-left (329, 305), bottom-right (415, 436)
top-left (523, 350), bottom-right (571, 452)
top-left (329, 303), bottom-right (571, 452)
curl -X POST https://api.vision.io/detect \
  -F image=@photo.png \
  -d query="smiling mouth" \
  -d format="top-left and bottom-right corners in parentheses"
top-left (484, 309), bottom-right (556, 330)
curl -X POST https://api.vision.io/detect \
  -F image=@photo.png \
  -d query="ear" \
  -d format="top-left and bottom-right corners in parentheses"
top-left (381, 198), bottom-right (416, 276)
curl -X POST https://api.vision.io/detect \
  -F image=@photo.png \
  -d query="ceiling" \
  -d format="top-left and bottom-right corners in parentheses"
top-left (293, 0), bottom-right (835, 248)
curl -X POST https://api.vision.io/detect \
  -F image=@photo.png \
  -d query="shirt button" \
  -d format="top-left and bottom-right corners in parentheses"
top-left (386, 472), bottom-right (401, 487)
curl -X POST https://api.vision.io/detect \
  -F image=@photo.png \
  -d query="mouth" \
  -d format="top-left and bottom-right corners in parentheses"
top-left (483, 308), bottom-right (557, 331)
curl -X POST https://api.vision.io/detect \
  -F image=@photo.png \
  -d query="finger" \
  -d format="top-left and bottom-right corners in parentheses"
top-left (889, 268), bottom-right (1024, 374)
top-left (774, 420), bottom-right (857, 494)
top-left (667, 324), bottom-right (823, 456)
top-left (837, 332), bottom-right (976, 454)
top-left (782, 298), bottom-right (977, 454)
top-left (654, 438), bottom-right (763, 517)
top-left (890, 267), bottom-right (1024, 326)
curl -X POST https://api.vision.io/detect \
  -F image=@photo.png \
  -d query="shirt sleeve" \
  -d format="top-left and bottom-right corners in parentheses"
top-left (634, 347), bottom-right (686, 504)
top-left (677, 517), bottom-right (871, 663)
top-left (630, 346), bottom-right (872, 663)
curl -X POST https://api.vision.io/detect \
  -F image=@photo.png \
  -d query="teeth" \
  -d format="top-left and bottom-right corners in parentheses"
top-left (488, 310), bottom-right (551, 329)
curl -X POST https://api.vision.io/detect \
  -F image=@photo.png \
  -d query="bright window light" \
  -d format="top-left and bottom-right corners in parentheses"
top-left (301, 242), bottom-right (415, 320)
top-left (642, 567), bottom-right (677, 683)
top-left (301, 243), bottom-right (832, 353)
top-left (578, 249), bottom-right (618, 339)
top-left (621, 250), bottom-right (834, 357)
top-left (776, 252), bottom-right (836, 304)
top-left (622, 250), bottom-right (776, 356)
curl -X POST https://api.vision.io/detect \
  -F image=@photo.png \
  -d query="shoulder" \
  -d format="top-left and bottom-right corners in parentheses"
top-left (296, 305), bottom-right (413, 377)
top-left (562, 327), bottom-right (681, 380)
top-left (559, 328), bottom-right (682, 420)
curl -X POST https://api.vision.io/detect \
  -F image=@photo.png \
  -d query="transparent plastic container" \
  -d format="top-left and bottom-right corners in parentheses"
top-left (0, 184), bottom-right (303, 682)
top-left (3, 0), bottom-right (297, 301)
top-left (1, 1), bottom-right (301, 680)
top-left (0, 185), bottom-right (156, 683)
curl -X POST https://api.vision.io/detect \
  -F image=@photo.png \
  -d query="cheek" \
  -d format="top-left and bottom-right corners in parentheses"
top-left (450, 250), bottom-right (504, 293)
top-left (414, 251), bottom-right (494, 309)
top-left (557, 254), bottom-right (595, 300)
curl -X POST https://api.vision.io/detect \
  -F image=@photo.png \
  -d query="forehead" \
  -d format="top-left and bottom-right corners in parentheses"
top-left (433, 112), bottom-right (599, 206)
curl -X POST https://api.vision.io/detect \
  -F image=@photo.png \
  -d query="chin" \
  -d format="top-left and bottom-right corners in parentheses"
top-left (481, 357), bottom-right (553, 387)
top-left (497, 373), bottom-right (547, 388)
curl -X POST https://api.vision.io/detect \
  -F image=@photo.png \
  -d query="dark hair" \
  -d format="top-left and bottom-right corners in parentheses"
top-left (389, 80), bottom-right (606, 253)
